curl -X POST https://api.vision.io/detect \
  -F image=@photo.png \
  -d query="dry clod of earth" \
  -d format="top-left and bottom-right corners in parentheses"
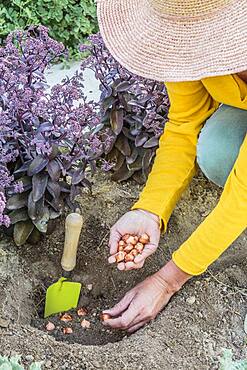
top-left (0, 172), bottom-right (246, 369)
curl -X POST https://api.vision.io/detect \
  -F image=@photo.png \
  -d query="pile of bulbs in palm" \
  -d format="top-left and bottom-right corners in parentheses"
top-left (113, 233), bottom-right (150, 264)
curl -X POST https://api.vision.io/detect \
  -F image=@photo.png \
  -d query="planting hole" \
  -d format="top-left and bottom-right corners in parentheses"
top-left (29, 216), bottom-right (140, 346)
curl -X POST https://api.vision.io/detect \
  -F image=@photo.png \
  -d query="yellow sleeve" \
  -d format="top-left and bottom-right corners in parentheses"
top-left (132, 80), bottom-right (218, 229)
top-left (173, 135), bottom-right (247, 275)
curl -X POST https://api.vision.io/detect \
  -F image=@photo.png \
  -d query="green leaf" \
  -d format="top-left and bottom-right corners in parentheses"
top-left (13, 220), bottom-right (34, 247)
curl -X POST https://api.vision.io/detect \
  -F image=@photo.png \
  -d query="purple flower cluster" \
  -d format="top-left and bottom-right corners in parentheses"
top-left (0, 26), bottom-right (102, 232)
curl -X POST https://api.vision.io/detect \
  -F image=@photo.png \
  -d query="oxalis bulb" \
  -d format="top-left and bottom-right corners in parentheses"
top-left (100, 313), bottom-right (111, 321)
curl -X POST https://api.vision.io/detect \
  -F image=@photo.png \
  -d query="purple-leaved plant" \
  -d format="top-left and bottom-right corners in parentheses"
top-left (0, 26), bottom-right (102, 245)
top-left (80, 33), bottom-right (170, 183)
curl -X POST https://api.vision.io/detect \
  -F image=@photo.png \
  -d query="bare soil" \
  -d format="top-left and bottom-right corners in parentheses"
top-left (0, 171), bottom-right (246, 370)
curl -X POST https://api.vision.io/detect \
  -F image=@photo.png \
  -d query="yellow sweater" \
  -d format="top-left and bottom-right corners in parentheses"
top-left (132, 74), bottom-right (247, 275)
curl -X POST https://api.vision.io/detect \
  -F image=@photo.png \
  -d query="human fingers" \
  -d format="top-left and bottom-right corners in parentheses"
top-left (103, 291), bottom-right (135, 318)
top-left (103, 301), bottom-right (139, 330)
top-left (127, 320), bottom-right (147, 333)
top-left (134, 243), bottom-right (157, 264)
top-left (108, 226), bottom-right (121, 255)
top-left (123, 260), bottom-right (145, 270)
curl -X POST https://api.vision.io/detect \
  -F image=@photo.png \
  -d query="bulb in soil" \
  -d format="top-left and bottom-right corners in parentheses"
top-left (46, 322), bottom-right (55, 331)
top-left (81, 319), bottom-right (91, 328)
top-left (135, 242), bottom-right (144, 253)
top-left (77, 307), bottom-right (88, 317)
top-left (63, 327), bottom-right (73, 334)
top-left (60, 313), bottom-right (73, 322)
top-left (115, 251), bottom-right (126, 263)
top-left (139, 233), bottom-right (149, 244)
top-left (100, 313), bottom-right (111, 321)
top-left (125, 253), bottom-right (135, 262)
top-left (124, 244), bottom-right (134, 253)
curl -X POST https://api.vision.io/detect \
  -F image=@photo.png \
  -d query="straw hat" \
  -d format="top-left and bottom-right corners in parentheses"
top-left (97, 0), bottom-right (247, 82)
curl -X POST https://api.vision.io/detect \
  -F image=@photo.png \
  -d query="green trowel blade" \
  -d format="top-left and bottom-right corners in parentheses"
top-left (44, 277), bottom-right (81, 318)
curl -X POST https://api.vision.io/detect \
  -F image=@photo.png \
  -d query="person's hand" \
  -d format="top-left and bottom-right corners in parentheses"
top-left (108, 209), bottom-right (161, 271)
top-left (102, 260), bottom-right (191, 332)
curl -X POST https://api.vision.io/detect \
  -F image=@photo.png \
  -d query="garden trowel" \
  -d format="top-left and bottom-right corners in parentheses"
top-left (44, 213), bottom-right (83, 318)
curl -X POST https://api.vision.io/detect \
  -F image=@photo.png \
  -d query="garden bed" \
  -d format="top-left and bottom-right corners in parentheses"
top-left (0, 172), bottom-right (246, 369)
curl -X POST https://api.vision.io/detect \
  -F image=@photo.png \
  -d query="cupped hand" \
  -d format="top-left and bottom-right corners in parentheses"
top-left (102, 260), bottom-right (191, 332)
top-left (108, 209), bottom-right (160, 271)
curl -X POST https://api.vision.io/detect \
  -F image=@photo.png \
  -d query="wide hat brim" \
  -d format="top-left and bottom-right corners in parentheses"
top-left (97, 0), bottom-right (247, 82)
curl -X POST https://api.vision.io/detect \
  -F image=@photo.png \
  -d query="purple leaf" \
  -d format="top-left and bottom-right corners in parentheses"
top-left (127, 155), bottom-right (143, 171)
top-left (142, 149), bottom-right (155, 169)
top-left (27, 156), bottom-right (49, 176)
top-left (110, 109), bottom-right (124, 135)
top-left (47, 160), bottom-right (61, 182)
top-left (9, 208), bottom-right (29, 224)
top-left (126, 148), bottom-right (139, 165)
top-left (14, 161), bottom-right (32, 175)
top-left (6, 192), bottom-right (29, 210)
top-left (115, 134), bottom-right (131, 156)
top-left (115, 81), bottom-right (131, 93)
top-left (143, 136), bottom-right (159, 148)
top-left (47, 179), bottom-right (61, 199)
top-left (111, 162), bottom-right (135, 182)
top-left (71, 169), bottom-right (85, 185)
top-left (28, 192), bottom-right (45, 221)
top-left (32, 173), bottom-right (48, 202)
top-left (135, 133), bottom-right (149, 147)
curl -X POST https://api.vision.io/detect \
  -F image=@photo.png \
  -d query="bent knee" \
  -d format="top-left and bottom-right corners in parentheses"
top-left (197, 105), bottom-right (247, 187)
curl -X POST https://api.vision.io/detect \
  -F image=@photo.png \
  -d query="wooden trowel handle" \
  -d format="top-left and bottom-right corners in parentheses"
top-left (61, 213), bottom-right (84, 272)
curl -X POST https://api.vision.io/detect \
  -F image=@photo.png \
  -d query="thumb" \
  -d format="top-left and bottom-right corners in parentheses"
top-left (108, 227), bottom-right (121, 255)
top-left (103, 291), bottom-right (135, 317)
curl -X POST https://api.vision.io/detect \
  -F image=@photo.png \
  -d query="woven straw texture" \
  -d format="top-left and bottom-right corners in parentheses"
top-left (97, 0), bottom-right (247, 82)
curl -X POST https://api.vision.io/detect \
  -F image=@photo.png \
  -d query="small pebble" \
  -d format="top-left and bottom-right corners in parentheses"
top-left (186, 296), bottom-right (196, 305)
top-left (0, 318), bottom-right (10, 328)
top-left (25, 355), bottom-right (34, 362)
